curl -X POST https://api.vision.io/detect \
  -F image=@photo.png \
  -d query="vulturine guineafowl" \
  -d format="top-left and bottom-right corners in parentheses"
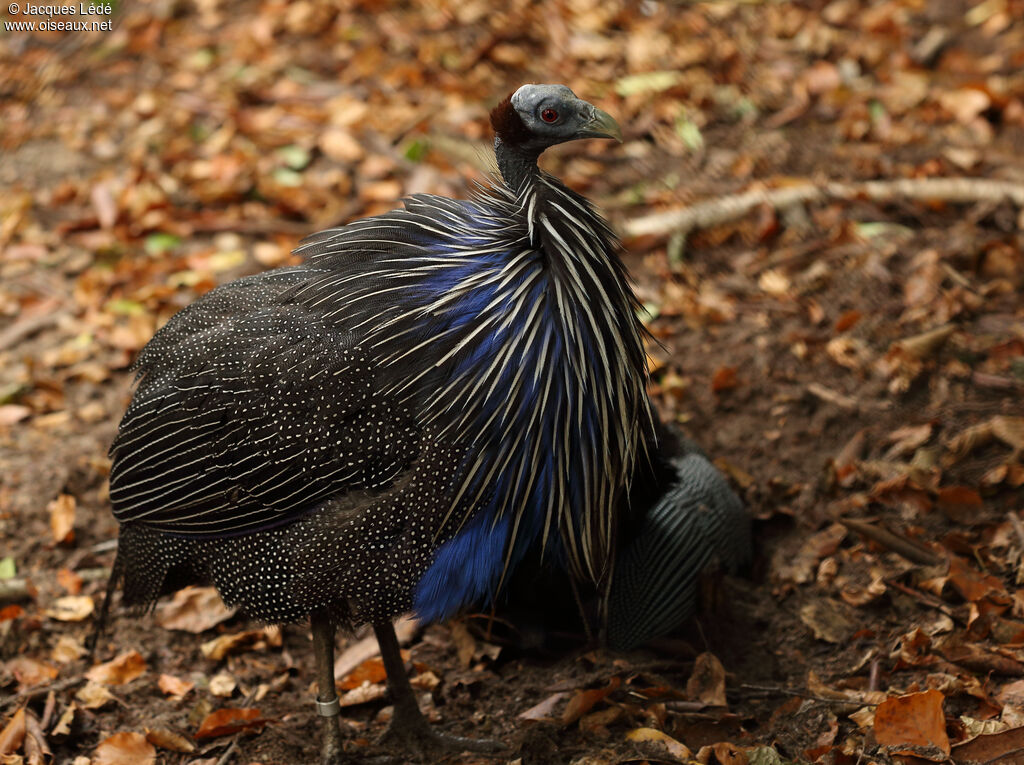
top-left (606, 422), bottom-right (751, 649)
top-left (96, 84), bottom-right (653, 763)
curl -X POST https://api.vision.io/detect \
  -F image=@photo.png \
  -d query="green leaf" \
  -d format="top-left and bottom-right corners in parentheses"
top-left (615, 71), bottom-right (682, 97)
top-left (855, 221), bottom-right (913, 240)
top-left (105, 298), bottom-right (146, 316)
top-left (0, 557), bottom-right (15, 580)
top-left (403, 139), bottom-right (429, 163)
top-left (868, 99), bottom-right (887, 123)
top-left (0, 383), bottom-right (26, 406)
top-left (144, 232), bottom-right (181, 256)
top-left (277, 144), bottom-right (312, 171)
top-left (675, 112), bottom-right (704, 151)
top-left (272, 167), bottom-right (304, 187)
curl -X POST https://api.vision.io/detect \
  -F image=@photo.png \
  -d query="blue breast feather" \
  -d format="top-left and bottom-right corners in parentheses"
top-left (410, 203), bottom-right (601, 623)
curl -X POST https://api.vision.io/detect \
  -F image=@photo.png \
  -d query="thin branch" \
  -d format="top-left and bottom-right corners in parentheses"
top-left (839, 518), bottom-right (943, 567)
top-left (624, 177), bottom-right (1024, 238)
top-left (0, 677), bottom-right (85, 714)
top-left (737, 683), bottom-right (870, 707)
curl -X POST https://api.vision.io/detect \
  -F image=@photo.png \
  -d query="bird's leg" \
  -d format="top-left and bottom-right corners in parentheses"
top-left (372, 620), bottom-right (503, 755)
top-left (311, 611), bottom-right (346, 765)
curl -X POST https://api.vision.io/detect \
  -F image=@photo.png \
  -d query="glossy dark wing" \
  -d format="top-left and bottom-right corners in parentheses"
top-left (606, 449), bottom-right (750, 650)
top-left (109, 266), bottom-right (417, 536)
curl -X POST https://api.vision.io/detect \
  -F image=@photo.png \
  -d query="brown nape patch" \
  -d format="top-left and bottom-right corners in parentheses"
top-left (489, 94), bottom-right (532, 145)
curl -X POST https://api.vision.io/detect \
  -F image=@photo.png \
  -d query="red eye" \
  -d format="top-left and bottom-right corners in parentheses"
top-left (540, 108), bottom-right (559, 123)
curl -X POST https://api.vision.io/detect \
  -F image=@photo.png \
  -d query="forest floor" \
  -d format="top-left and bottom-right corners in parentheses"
top-left (2, 1), bottom-right (1024, 763)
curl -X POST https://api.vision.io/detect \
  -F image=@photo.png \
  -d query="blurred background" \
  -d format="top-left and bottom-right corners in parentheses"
top-left (2, 0), bottom-right (1024, 762)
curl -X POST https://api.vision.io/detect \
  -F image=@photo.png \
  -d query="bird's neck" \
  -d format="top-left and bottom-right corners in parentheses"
top-left (494, 137), bottom-right (542, 190)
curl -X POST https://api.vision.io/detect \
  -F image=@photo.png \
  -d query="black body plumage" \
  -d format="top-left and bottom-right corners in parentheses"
top-left (101, 84), bottom-right (658, 761)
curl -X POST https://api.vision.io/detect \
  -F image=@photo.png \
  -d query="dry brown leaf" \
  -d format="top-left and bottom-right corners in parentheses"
top-left (562, 677), bottom-right (620, 726)
top-left (776, 523), bottom-right (847, 585)
top-left (155, 587), bottom-right (236, 633)
top-left (337, 655), bottom-right (393, 691)
top-left (45, 595), bottom-right (94, 622)
top-left (0, 405), bottom-right (32, 426)
top-left (56, 568), bottom-right (82, 595)
top-left (5, 657), bottom-right (57, 691)
top-left (884, 424), bottom-right (933, 460)
top-left (518, 692), bottom-right (568, 722)
top-left (947, 556), bottom-right (1006, 603)
top-left (951, 725), bottom-right (1024, 764)
top-left (337, 681), bottom-right (388, 707)
top-left (47, 494), bottom-right (75, 545)
top-left (996, 678), bottom-right (1024, 706)
top-left (361, 180), bottom-right (402, 203)
top-left (319, 127), bottom-right (365, 162)
top-left (0, 605), bottom-right (23, 622)
top-left (892, 325), bottom-right (957, 361)
top-left (448, 620), bottom-right (476, 668)
top-left (86, 651), bottom-right (146, 685)
top-left (51, 635), bottom-right (86, 664)
top-left (849, 706), bottom-right (875, 728)
top-left (939, 88), bottom-right (991, 124)
top-left (144, 728), bottom-right (195, 753)
top-left (874, 690), bottom-right (949, 759)
top-left (410, 670), bottom-right (440, 690)
top-left (800, 599), bottom-right (857, 644)
top-left (696, 741), bottom-right (749, 764)
top-left (336, 625), bottom-right (415, 688)
top-left (945, 421), bottom-right (996, 461)
top-left (757, 268), bottom-right (790, 296)
top-left (90, 183), bottom-right (118, 230)
top-left (93, 732), bottom-right (156, 765)
top-left (826, 336), bottom-right (869, 370)
top-left (936, 486), bottom-right (985, 524)
top-left (834, 309), bottom-right (862, 333)
top-left (685, 652), bottom-right (727, 707)
top-left (579, 706), bottom-right (622, 735)
top-left (209, 671), bottom-right (236, 698)
top-left (0, 708), bottom-right (26, 756)
top-left (626, 727), bottom-right (692, 761)
top-left (200, 628), bottom-right (277, 661)
top-left (21, 708), bottom-right (50, 763)
top-left (711, 366), bottom-right (738, 393)
top-left (940, 639), bottom-right (1024, 676)
top-left (992, 416), bottom-right (1024, 450)
top-left (194, 708), bottom-right (267, 740)
top-left (51, 703), bottom-right (77, 737)
top-left (157, 674), bottom-right (194, 700)
top-left (76, 680), bottom-right (116, 709)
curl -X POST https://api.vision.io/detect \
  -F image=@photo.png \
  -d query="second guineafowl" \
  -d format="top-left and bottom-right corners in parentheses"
top-left (606, 423), bottom-right (751, 650)
top-left (98, 84), bottom-right (652, 763)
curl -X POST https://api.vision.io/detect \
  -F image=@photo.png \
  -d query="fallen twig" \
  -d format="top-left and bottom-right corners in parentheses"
top-left (0, 677), bottom-right (86, 714)
top-left (625, 177), bottom-right (1024, 238)
top-left (738, 683), bottom-right (868, 707)
top-left (839, 518), bottom-right (943, 567)
top-left (884, 579), bottom-right (964, 625)
top-left (0, 578), bottom-right (30, 604)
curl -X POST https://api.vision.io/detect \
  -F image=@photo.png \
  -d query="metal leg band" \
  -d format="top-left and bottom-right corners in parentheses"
top-left (316, 695), bottom-right (341, 717)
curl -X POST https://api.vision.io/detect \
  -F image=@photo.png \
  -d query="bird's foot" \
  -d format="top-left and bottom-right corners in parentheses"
top-left (382, 699), bottom-right (504, 756)
top-left (318, 697), bottom-right (347, 765)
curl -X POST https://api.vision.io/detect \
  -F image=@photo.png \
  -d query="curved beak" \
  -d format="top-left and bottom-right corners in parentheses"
top-left (578, 106), bottom-right (623, 142)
